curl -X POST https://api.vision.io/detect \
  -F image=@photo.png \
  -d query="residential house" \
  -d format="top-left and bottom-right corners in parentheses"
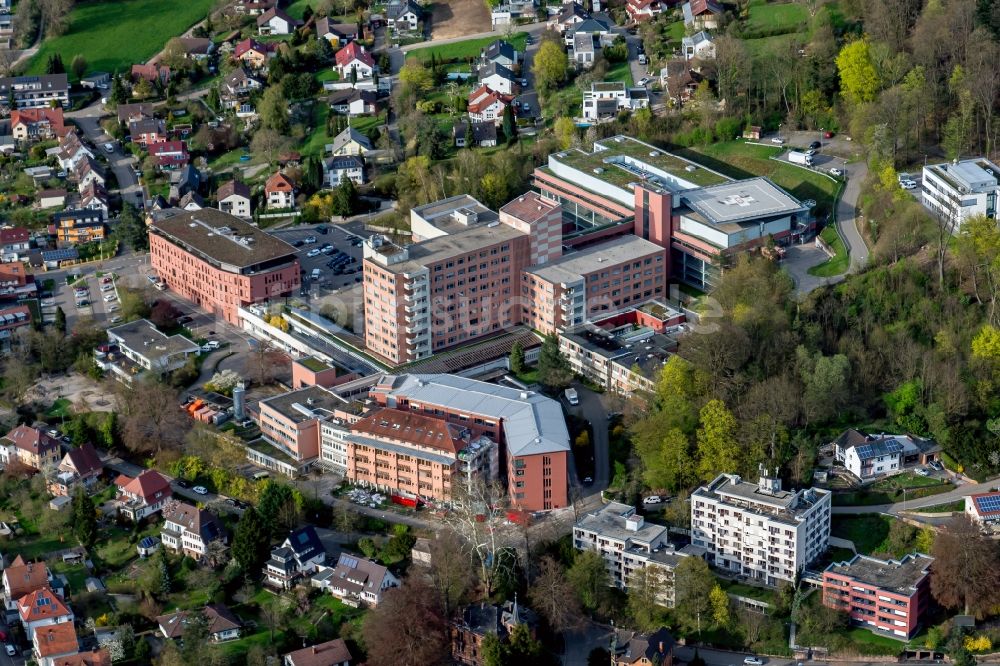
top-left (550, 1), bottom-right (589, 33)
top-left (0, 74), bottom-right (70, 109)
top-left (128, 118), bottom-right (167, 147)
top-left (327, 88), bottom-right (377, 116)
top-left (170, 164), bottom-right (202, 201)
top-left (231, 0), bottom-right (276, 15)
top-left (217, 180), bottom-right (253, 218)
top-left (56, 133), bottom-right (94, 172)
top-left (582, 82), bottom-right (650, 120)
top-left (966, 491), bottom-right (1000, 526)
top-left (99, 318), bottom-right (200, 383)
top-left (0, 424), bottom-right (60, 471)
top-left (48, 443), bottom-right (103, 497)
top-left (0, 305), bottom-right (31, 347)
top-left (323, 156), bottom-right (365, 187)
top-left (386, 0), bottom-right (423, 33)
top-left (315, 17), bottom-right (358, 46)
top-left (176, 37), bottom-right (215, 61)
top-left (611, 627), bottom-right (675, 666)
top-left (453, 120), bottom-right (498, 148)
top-left (681, 30), bottom-right (715, 60)
top-left (0, 263), bottom-right (36, 303)
top-left (490, 0), bottom-right (537, 28)
top-left (822, 553), bottom-right (933, 639)
top-left (480, 40), bottom-right (519, 69)
top-left (148, 141), bottom-right (190, 170)
top-left (0, 227), bottom-right (30, 262)
top-left (571, 33), bottom-right (596, 68)
top-left (11, 108), bottom-right (67, 141)
top-left (32, 622), bottom-right (79, 666)
top-left (157, 604), bottom-right (243, 642)
top-left (329, 126), bottom-right (373, 156)
top-left (334, 42), bottom-right (376, 80)
top-left (264, 526), bottom-right (326, 590)
top-left (50, 649), bottom-right (112, 666)
top-left (116, 103), bottom-right (155, 125)
top-left (660, 61), bottom-right (702, 105)
top-left (834, 429), bottom-right (941, 479)
top-left (131, 63), bottom-right (171, 85)
top-left (284, 639), bottom-right (353, 666)
top-left (179, 191), bottom-right (204, 211)
top-left (467, 85), bottom-right (511, 124)
top-left (265, 171), bottom-right (296, 209)
top-left (73, 157), bottom-right (105, 193)
top-left (38, 189), bottom-right (67, 209)
top-left (625, 0), bottom-right (664, 23)
top-left (223, 68), bottom-right (264, 102)
top-left (324, 552), bottom-right (399, 606)
top-left (477, 61), bottom-right (517, 95)
top-left (80, 72), bottom-right (111, 90)
top-left (18, 587), bottom-right (74, 641)
top-left (54, 209), bottom-right (106, 245)
top-left (258, 7), bottom-right (301, 35)
top-left (682, 0), bottom-right (722, 29)
top-left (160, 500), bottom-right (225, 559)
top-left (79, 182), bottom-right (110, 220)
top-left (234, 38), bottom-right (276, 69)
top-left (451, 600), bottom-right (536, 665)
top-left (113, 470), bottom-right (173, 522)
top-left (922, 158), bottom-right (1000, 234)
top-left (566, 17), bottom-right (612, 47)
top-left (2, 556), bottom-right (52, 618)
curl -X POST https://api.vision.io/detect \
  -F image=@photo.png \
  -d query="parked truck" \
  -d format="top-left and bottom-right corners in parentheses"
top-left (788, 151), bottom-right (813, 166)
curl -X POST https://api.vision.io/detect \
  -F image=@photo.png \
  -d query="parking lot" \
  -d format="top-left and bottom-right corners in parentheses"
top-left (42, 271), bottom-right (123, 327)
top-left (269, 223), bottom-right (367, 296)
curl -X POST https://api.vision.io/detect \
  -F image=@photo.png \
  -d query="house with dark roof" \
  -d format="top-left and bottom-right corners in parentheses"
top-left (479, 40), bottom-right (519, 69)
top-left (834, 429), bottom-right (941, 480)
top-left (612, 627), bottom-right (675, 666)
top-left (315, 17), bottom-right (358, 46)
top-left (116, 103), bottom-right (155, 126)
top-left (160, 500), bottom-right (225, 560)
top-left (114, 470), bottom-right (173, 521)
top-left (329, 126), bottom-right (373, 156)
top-left (323, 155), bottom-right (365, 188)
top-left (453, 120), bottom-right (498, 148)
top-left (317, 552), bottom-right (399, 606)
top-left (217, 180), bottom-right (253, 218)
top-left (284, 638), bottom-right (353, 666)
top-left (265, 526), bottom-right (326, 590)
top-left (54, 209), bottom-right (106, 246)
top-left (477, 61), bottom-right (517, 95)
top-left (451, 599), bottom-right (536, 665)
top-left (49, 443), bottom-right (103, 497)
top-left (257, 6), bottom-right (301, 35)
top-left (128, 117), bottom-right (167, 147)
top-left (549, 1), bottom-right (589, 32)
top-left (223, 68), bottom-right (264, 102)
top-left (386, 0), bottom-right (423, 32)
top-left (157, 604), bottom-right (243, 642)
top-left (327, 88), bottom-right (377, 116)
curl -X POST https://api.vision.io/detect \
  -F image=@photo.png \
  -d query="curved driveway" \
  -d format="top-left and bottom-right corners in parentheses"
top-left (837, 161), bottom-right (870, 272)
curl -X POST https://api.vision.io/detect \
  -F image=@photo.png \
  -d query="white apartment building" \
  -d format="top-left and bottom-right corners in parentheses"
top-left (691, 466), bottom-right (831, 586)
top-left (573, 502), bottom-right (697, 607)
top-left (921, 158), bottom-right (1000, 233)
top-left (581, 82), bottom-right (650, 121)
top-left (319, 419), bottom-right (349, 473)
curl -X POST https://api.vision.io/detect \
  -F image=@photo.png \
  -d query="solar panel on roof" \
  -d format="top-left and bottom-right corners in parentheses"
top-left (341, 555), bottom-right (358, 568)
top-left (974, 495), bottom-right (1000, 514)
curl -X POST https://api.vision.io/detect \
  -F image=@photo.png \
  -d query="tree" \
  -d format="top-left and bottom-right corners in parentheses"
top-left (695, 399), bottom-right (740, 481)
top-left (116, 202), bottom-right (148, 251)
top-left (835, 38), bottom-right (881, 105)
top-left (46, 53), bottom-right (65, 74)
top-left (426, 530), bottom-right (474, 618)
top-left (627, 564), bottom-right (667, 630)
top-left (117, 378), bottom-right (188, 454)
top-left (149, 300), bottom-right (181, 329)
top-left (710, 584), bottom-right (730, 626)
top-left (537, 334), bottom-right (573, 391)
top-left (674, 556), bottom-right (715, 632)
top-left (440, 478), bottom-right (515, 597)
top-left (53, 306), bottom-right (66, 334)
top-left (259, 85), bottom-right (290, 133)
top-left (250, 128), bottom-right (293, 164)
top-left (529, 556), bottom-right (583, 632)
top-left (567, 550), bottom-right (610, 613)
top-left (71, 487), bottom-right (97, 548)
top-left (930, 515), bottom-right (1000, 616)
top-left (502, 104), bottom-right (516, 144)
top-left (110, 74), bottom-right (129, 105)
top-left (509, 341), bottom-right (525, 375)
top-left (331, 177), bottom-right (359, 217)
top-left (554, 116), bottom-right (576, 149)
top-left (363, 577), bottom-right (449, 666)
top-left (70, 54), bottom-right (87, 80)
top-left (2, 356), bottom-right (36, 406)
top-left (258, 481), bottom-right (302, 538)
top-left (532, 39), bottom-right (568, 92)
top-left (132, 78), bottom-right (154, 100)
top-left (232, 508), bottom-right (270, 575)
top-left (259, 594), bottom-right (290, 642)
top-left (247, 338), bottom-right (285, 387)
top-left (634, 425), bottom-right (694, 491)
top-left (399, 57), bottom-right (434, 93)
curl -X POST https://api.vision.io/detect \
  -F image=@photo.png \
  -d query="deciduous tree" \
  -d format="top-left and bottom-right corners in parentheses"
top-left (529, 556), bottom-right (583, 632)
top-left (930, 515), bottom-right (1000, 615)
top-left (695, 399), bottom-right (740, 481)
top-left (363, 577), bottom-right (449, 666)
top-left (532, 39), bottom-right (568, 92)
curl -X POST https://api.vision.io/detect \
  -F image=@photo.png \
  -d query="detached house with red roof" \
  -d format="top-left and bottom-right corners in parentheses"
top-left (114, 469), bottom-right (173, 521)
top-left (0, 226), bottom-right (30, 262)
top-left (48, 443), bottom-right (104, 497)
top-left (131, 63), bottom-right (171, 85)
top-left (467, 85), bottom-right (512, 124)
top-left (50, 648), bottom-right (111, 666)
top-left (235, 38), bottom-right (276, 69)
top-left (265, 171), bottom-right (296, 210)
top-left (334, 42), bottom-right (376, 80)
top-left (284, 638), bottom-right (353, 666)
top-left (2, 556), bottom-right (57, 622)
top-left (148, 141), bottom-right (190, 170)
top-left (33, 622), bottom-right (79, 666)
top-left (11, 108), bottom-right (67, 142)
top-left (682, 0), bottom-right (722, 29)
top-left (625, 0), bottom-right (666, 22)
top-left (0, 424), bottom-right (60, 471)
top-left (18, 586), bottom-right (73, 641)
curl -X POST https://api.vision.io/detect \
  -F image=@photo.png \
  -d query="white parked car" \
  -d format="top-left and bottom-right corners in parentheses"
top-left (914, 467), bottom-right (930, 476)
top-left (5, 644), bottom-right (15, 656)
top-left (108, 304), bottom-right (120, 312)
top-left (638, 77), bottom-right (650, 86)
top-left (770, 136), bottom-right (786, 145)
top-left (564, 387), bottom-right (579, 406)
top-left (193, 485), bottom-right (208, 495)
top-left (643, 495), bottom-right (662, 505)
top-left (104, 143), bottom-right (114, 153)
top-left (304, 236), bottom-right (317, 244)
top-left (829, 167), bottom-right (844, 177)
top-left (101, 284), bottom-right (114, 292)
top-left (900, 179), bottom-right (917, 189)
top-left (110, 315), bottom-right (123, 324)
top-left (307, 249), bottom-right (321, 258)
top-left (103, 294), bottom-right (116, 302)
top-left (744, 658), bottom-right (764, 666)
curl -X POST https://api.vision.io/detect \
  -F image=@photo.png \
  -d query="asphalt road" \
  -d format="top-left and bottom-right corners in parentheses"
top-left (66, 107), bottom-right (144, 209)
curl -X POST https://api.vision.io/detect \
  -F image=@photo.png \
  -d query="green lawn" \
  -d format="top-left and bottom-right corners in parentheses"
top-left (870, 472), bottom-right (945, 490)
top-left (808, 226), bottom-right (849, 277)
top-left (745, 0), bottom-right (808, 33)
top-left (606, 60), bottom-right (634, 86)
top-left (315, 69), bottom-right (340, 84)
top-left (45, 398), bottom-right (72, 419)
top-left (208, 148), bottom-right (256, 171)
top-left (51, 561), bottom-right (89, 594)
top-left (830, 514), bottom-right (926, 556)
top-left (844, 626), bottom-right (908, 652)
top-left (744, 32), bottom-right (804, 57)
top-left (26, 0), bottom-right (215, 77)
top-left (720, 579), bottom-right (776, 605)
top-left (677, 141), bottom-right (840, 219)
top-left (918, 500), bottom-right (964, 513)
top-left (408, 32), bottom-right (528, 64)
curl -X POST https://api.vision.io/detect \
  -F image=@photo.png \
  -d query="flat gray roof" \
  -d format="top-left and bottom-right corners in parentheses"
top-left (576, 501), bottom-right (667, 544)
top-left (825, 553), bottom-right (933, 595)
top-left (108, 318), bottom-right (200, 358)
top-left (260, 385), bottom-right (346, 423)
top-left (152, 208), bottom-right (297, 269)
top-left (411, 194), bottom-right (498, 228)
top-left (527, 235), bottom-right (663, 285)
top-left (373, 223), bottom-right (524, 274)
top-left (681, 177), bottom-right (806, 225)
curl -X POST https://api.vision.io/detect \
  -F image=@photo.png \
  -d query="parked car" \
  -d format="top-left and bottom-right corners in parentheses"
top-left (829, 167), bottom-right (844, 177)
top-left (915, 467), bottom-right (930, 476)
top-left (177, 315), bottom-right (193, 324)
top-left (583, 476), bottom-right (593, 485)
top-left (110, 316), bottom-right (123, 324)
top-left (824, 131), bottom-right (834, 138)
top-left (103, 143), bottom-right (114, 153)
top-left (805, 148), bottom-right (817, 157)
top-left (643, 496), bottom-right (662, 505)
top-left (304, 236), bottom-right (317, 244)
top-left (770, 136), bottom-right (785, 144)
top-left (900, 179), bottom-right (917, 189)
top-left (564, 388), bottom-right (579, 405)
top-left (744, 658), bottom-right (764, 666)
top-left (929, 460), bottom-right (943, 471)
top-left (101, 284), bottom-right (114, 292)
top-left (103, 294), bottom-right (116, 302)
top-left (316, 225), bottom-right (328, 234)
top-left (307, 249), bottom-right (321, 258)
top-left (809, 140), bottom-right (821, 150)
top-left (5, 644), bottom-right (15, 656)
top-left (638, 77), bottom-right (650, 86)
top-left (193, 486), bottom-right (208, 495)
top-left (174, 479), bottom-right (190, 489)
top-left (108, 304), bottom-right (120, 312)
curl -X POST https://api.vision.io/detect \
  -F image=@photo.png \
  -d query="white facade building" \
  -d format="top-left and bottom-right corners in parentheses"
top-left (319, 420), bottom-right (350, 473)
top-left (691, 467), bottom-right (831, 586)
top-left (921, 158), bottom-right (1000, 233)
top-left (573, 502), bottom-right (698, 607)
top-left (581, 82), bottom-right (650, 120)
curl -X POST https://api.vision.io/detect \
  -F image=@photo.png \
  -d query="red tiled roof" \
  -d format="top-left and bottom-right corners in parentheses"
top-left (117, 469), bottom-right (172, 502)
top-left (131, 63), bottom-right (171, 83)
top-left (351, 408), bottom-right (465, 455)
top-left (4, 425), bottom-right (57, 456)
top-left (235, 38), bottom-right (271, 58)
top-left (18, 586), bottom-right (71, 623)
top-left (335, 41), bottom-right (375, 68)
top-left (0, 263), bottom-right (31, 287)
top-left (265, 171), bottom-right (295, 193)
top-left (33, 622), bottom-right (77, 658)
top-left (467, 85), bottom-right (510, 113)
top-left (3, 560), bottom-right (49, 601)
top-left (52, 648), bottom-right (112, 666)
top-left (0, 227), bottom-right (30, 245)
top-left (689, 0), bottom-right (721, 15)
top-left (11, 108), bottom-right (67, 136)
top-left (284, 638), bottom-right (353, 666)
top-left (61, 443), bottom-right (103, 477)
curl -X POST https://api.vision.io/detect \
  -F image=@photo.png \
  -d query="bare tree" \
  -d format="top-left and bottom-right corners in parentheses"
top-left (363, 577), bottom-right (449, 666)
top-left (115, 378), bottom-right (188, 455)
top-left (247, 339), bottom-right (284, 387)
top-left (425, 530), bottom-right (474, 618)
top-left (440, 478), bottom-right (515, 598)
top-left (2, 357), bottom-right (35, 406)
top-left (930, 514), bottom-right (1000, 616)
top-left (529, 556), bottom-right (583, 632)
top-left (0, 50), bottom-right (17, 77)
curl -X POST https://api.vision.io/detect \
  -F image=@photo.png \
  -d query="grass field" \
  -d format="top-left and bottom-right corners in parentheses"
top-left (809, 226), bottom-right (848, 277)
top-left (27, 0), bottom-right (214, 76)
top-left (745, 0), bottom-right (808, 33)
top-left (45, 398), bottom-right (72, 419)
top-left (407, 32), bottom-right (528, 64)
top-left (606, 60), bottom-right (634, 86)
top-left (918, 499), bottom-right (964, 513)
top-left (678, 141), bottom-right (840, 218)
top-left (830, 514), bottom-right (923, 556)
